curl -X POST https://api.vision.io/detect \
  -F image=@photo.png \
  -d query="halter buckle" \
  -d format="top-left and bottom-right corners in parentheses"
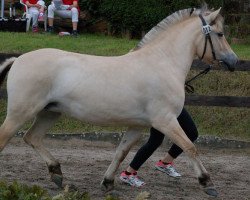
top-left (202, 25), bottom-right (212, 35)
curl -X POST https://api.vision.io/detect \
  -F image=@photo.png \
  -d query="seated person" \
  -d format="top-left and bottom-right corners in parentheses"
top-left (47, 0), bottom-right (80, 36)
top-left (23, 0), bottom-right (45, 32)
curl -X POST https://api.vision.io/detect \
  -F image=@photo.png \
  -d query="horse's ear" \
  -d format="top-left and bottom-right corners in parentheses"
top-left (204, 8), bottom-right (221, 24)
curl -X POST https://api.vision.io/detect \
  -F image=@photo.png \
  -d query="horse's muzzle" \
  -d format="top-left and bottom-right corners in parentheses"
top-left (220, 53), bottom-right (239, 72)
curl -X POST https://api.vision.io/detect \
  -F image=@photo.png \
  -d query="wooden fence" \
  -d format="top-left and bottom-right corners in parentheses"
top-left (185, 59), bottom-right (250, 108)
top-left (0, 53), bottom-right (250, 108)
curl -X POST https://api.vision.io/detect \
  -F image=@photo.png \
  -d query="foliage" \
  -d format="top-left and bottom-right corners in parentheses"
top-left (52, 185), bottom-right (90, 200)
top-left (0, 181), bottom-right (122, 200)
top-left (79, 0), bottom-right (225, 36)
top-left (135, 191), bottom-right (151, 200)
top-left (165, 0), bottom-right (223, 12)
top-left (0, 180), bottom-right (50, 200)
top-left (99, 0), bottom-right (168, 35)
top-left (78, 0), bottom-right (102, 17)
top-left (104, 195), bottom-right (120, 200)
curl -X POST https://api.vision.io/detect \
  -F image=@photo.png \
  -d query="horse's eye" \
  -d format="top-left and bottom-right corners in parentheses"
top-left (217, 33), bottom-right (224, 37)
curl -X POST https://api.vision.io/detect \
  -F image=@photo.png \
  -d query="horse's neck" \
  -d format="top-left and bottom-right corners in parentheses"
top-left (143, 18), bottom-right (200, 84)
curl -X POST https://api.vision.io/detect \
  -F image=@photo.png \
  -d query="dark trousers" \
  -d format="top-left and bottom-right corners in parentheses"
top-left (130, 108), bottom-right (198, 171)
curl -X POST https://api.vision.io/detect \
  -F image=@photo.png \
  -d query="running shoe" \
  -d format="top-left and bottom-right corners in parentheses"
top-left (71, 30), bottom-right (78, 37)
top-left (155, 160), bottom-right (181, 178)
top-left (119, 171), bottom-right (145, 187)
top-left (47, 26), bottom-right (54, 34)
top-left (32, 26), bottom-right (39, 33)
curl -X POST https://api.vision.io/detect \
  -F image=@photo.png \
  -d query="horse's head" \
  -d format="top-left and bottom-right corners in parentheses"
top-left (195, 8), bottom-right (238, 71)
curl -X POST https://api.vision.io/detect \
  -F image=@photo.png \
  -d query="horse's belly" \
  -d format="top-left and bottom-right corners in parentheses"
top-left (50, 99), bottom-right (150, 127)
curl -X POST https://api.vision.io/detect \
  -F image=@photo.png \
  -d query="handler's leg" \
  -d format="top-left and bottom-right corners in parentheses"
top-left (101, 127), bottom-right (142, 192)
top-left (23, 110), bottom-right (62, 188)
top-left (153, 117), bottom-right (217, 197)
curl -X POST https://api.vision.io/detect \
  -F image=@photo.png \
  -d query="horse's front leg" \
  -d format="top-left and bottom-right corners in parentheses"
top-left (153, 117), bottom-right (218, 197)
top-left (101, 127), bottom-right (142, 192)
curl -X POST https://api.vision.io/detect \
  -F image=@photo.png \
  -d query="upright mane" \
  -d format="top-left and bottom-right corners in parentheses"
top-left (134, 6), bottom-right (211, 51)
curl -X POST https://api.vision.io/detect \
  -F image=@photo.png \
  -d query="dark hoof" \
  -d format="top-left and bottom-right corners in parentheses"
top-left (100, 178), bottom-right (114, 192)
top-left (51, 173), bottom-right (63, 188)
top-left (48, 164), bottom-right (63, 188)
top-left (204, 187), bottom-right (218, 197)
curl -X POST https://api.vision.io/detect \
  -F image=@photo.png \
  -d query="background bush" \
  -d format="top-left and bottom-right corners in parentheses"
top-left (99, 0), bottom-right (169, 36)
top-left (76, 0), bottom-right (248, 38)
top-left (78, 0), bottom-right (224, 37)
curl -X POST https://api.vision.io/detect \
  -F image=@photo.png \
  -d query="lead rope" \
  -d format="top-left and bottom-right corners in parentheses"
top-left (185, 65), bottom-right (212, 93)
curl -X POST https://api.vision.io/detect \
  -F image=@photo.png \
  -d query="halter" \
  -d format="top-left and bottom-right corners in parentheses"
top-left (185, 14), bottom-right (217, 93)
top-left (199, 14), bottom-right (217, 61)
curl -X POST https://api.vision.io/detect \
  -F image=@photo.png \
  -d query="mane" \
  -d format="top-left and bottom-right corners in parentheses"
top-left (133, 6), bottom-right (211, 51)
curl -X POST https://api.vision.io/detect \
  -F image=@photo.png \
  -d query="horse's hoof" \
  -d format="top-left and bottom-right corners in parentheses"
top-left (51, 174), bottom-right (63, 188)
top-left (48, 164), bottom-right (63, 188)
top-left (100, 178), bottom-right (114, 192)
top-left (204, 187), bottom-right (218, 197)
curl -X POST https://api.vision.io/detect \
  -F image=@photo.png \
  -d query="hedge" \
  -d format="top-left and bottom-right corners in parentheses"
top-left (77, 0), bottom-right (225, 36)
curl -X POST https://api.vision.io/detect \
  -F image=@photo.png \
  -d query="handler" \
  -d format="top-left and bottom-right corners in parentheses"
top-left (120, 108), bottom-right (199, 187)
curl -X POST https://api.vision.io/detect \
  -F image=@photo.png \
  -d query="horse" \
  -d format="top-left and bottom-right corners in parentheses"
top-left (0, 6), bottom-right (238, 197)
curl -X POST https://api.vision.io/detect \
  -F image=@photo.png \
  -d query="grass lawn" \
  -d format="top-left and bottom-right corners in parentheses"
top-left (0, 32), bottom-right (249, 141)
top-left (231, 44), bottom-right (250, 60)
top-left (0, 32), bottom-right (138, 56)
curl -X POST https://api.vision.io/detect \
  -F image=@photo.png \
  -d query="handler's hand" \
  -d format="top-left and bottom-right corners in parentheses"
top-left (35, 4), bottom-right (41, 9)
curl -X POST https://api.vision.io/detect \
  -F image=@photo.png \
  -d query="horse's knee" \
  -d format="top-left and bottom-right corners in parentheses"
top-left (185, 144), bottom-right (198, 158)
top-left (23, 133), bottom-right (31, 145)
top-left (23, 129), bottom-right (43, 148)
top-left (23, 133), bottom-right (37, 148)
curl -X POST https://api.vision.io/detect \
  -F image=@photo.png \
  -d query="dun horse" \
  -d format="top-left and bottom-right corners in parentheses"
top-left (0, 6), bottom-right (238, 197)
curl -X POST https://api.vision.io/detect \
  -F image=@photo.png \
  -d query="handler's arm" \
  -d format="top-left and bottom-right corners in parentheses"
top-left (71, 0), bottom-right (78, 8)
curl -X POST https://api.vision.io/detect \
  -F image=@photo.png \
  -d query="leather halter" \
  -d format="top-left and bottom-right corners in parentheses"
top-left (199, 14), bottom-right (217, 61)
top-left (185, 14), bottom-right (217, 93)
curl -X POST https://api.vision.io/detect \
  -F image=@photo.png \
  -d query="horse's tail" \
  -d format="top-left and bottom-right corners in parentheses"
top-left (0, 57), bottom-right (16, 88)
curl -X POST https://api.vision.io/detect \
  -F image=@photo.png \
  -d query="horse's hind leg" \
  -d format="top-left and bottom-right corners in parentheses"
top-left (23, 110), bottom-right (63, 188)
top-left (153, 117), bottom-right (218, 197)
top-left (101, 127), bottom-right (142, 192)
top-left (0, 117), bottom-right (26, 152)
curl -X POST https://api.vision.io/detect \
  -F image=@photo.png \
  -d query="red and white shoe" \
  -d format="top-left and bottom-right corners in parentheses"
top-left (32, 26), bottom-right (39, 33)
top-left (155, 160), bottom-right (181, 178)
top-left (119, 171), bottom-right (145, 187)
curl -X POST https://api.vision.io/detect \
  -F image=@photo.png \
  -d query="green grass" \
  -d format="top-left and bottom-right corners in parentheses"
top-left (231, 44), bottom-right (250, 60)
top-left (0, 32), bottom-right (249, 141)
top-left (0, 32), bottom-right (138, 56)
top-left (0, 32), bottom-right (249, 59)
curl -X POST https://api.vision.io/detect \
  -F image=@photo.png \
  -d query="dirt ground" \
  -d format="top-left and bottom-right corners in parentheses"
top-left (0, 137), bottom-right (249, 200)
